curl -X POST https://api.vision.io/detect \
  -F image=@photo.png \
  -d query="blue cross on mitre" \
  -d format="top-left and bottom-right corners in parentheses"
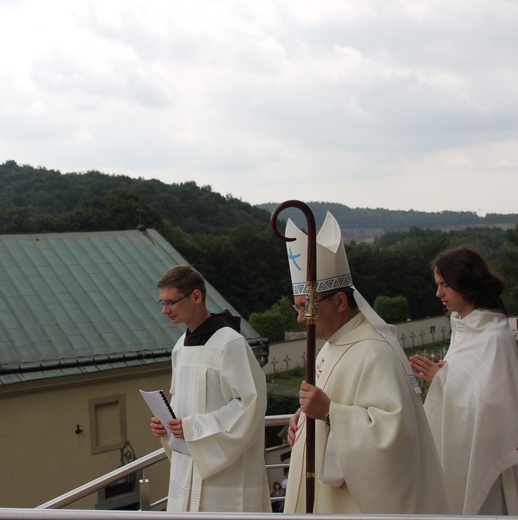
top-left (288, 246), bottom-right (302, 271)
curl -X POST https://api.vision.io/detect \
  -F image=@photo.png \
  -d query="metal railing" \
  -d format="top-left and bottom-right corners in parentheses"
top-left (1, 414), bottom-right (486, 520)
top-left (36, 414), bottom-right (292, 511)
top-left (0, 512), bottom-right (484, 520)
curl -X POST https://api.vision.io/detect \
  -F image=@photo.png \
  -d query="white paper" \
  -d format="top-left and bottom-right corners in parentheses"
top-left (139, 389), bottom-right (190, 455)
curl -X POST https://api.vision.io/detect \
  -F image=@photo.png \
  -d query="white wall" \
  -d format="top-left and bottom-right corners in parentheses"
top-left (265, 315), bottom-right (518, 375)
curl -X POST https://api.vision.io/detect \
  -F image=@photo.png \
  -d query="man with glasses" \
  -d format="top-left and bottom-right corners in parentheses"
top-left (283, 212), bottom-right (451, 515)
top-left (150, 265), bottom-right (271, 513)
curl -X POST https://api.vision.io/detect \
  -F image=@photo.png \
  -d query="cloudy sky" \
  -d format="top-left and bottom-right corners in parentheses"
top-left (1, 0), bottom-right (517, 215)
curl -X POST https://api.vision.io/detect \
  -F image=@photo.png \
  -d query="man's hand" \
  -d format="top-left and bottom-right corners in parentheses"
top-left (151, 416), bottom-right (184, 439)
top-left (168, 418), bottom-right (184, 439)
top-left (298, 380), bottom-right (330, 422)
top-left (150, 416), bottom-right (166, 437)
top-left (409, 355), bottom-right (445, 384)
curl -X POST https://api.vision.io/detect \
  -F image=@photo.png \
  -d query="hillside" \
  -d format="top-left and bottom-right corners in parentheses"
top-left (3, 161), bottom-right (517, 241)
top-left (2, 160), bottom-right (517, 318)
top-left (0, 160), bottom-right (271, 235)
top-left (258, 202), bottom-right (518, 243)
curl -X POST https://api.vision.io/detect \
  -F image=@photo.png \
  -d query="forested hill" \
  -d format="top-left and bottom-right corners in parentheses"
top-left (2, 160), bottom-right (517, 238)
top-left (2, 160), bottom-right (517, 319)
top-left (258, 202), bottom-right (518, 243)
top-left (0, 160), bottom-right (271, 235)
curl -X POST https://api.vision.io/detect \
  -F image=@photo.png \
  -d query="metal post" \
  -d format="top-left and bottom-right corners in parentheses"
top-left (139, 479), bottom-right (150, 511)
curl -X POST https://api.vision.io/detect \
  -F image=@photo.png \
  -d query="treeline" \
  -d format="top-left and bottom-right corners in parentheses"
top-left (0, 160), bottom-right (270, 235)
top-left (1, 160), bottom-right (517, 318)
top-left (258, 202), bottom-right (518, 232)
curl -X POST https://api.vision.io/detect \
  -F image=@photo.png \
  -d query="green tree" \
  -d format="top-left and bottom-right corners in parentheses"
top-left (501, 225), bottom-right (518, 314)
top-left (182, 225), bottom-right (291, 317)
top-left (373, 295), bottom-right (410, 323)
top-left (249, 310), bottom-right (285, 343)
top-left (248, 295), bottom-right (304, 343)
top-left (73, 190), bottom-right (164, 231)
top-left (270, 295), bottom-right (304, 332)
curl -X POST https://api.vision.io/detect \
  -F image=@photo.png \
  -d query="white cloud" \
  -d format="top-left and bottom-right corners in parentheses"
top-left (1, 0), bottom-right (517, 214)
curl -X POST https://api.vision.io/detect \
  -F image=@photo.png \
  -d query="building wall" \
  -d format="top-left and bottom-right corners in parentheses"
top-left (395, 316), bottom-right (451, 349)
top-left (0, 364), bottom-right (173, 509)
top-left (265, 315), bottom-right (518, 375)
top-left (265, 316), bottom-right (450, 376)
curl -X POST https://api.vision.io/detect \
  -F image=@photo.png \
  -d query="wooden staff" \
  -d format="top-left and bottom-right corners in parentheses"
top-left (270, 200), bottom-right (317, 513)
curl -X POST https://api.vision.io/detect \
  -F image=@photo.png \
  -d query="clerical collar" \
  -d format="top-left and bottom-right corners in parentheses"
top-left (184, 310), bottom-right (241, 346)
top-left (327, 312), bottom-right (365, 344)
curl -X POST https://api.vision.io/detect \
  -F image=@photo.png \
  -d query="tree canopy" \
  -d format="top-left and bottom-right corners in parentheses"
top-left (2, 160), bottom-right (517, 319)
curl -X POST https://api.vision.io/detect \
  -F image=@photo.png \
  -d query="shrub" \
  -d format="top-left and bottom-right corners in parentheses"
top-left (249, 310), bottom-right (285, 343)
top-left (373, 295), bottom-right (409, 324)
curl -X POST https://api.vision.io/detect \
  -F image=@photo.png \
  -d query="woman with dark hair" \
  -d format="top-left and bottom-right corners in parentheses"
top-left (410, 246), bottom-right (518, 515)
top-left (433, 245), bottom-right (508, 315)
top-left (270, 481), bottom-right (285, 512)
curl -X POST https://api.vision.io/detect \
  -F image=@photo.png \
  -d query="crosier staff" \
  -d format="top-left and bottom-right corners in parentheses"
top-left (270, 200), bottom-right (316, 514)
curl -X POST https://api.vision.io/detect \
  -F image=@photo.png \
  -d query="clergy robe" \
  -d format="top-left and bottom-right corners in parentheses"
top-left (424, 309), bottom-right (518, 515)
top-left (284, 313), bottom-right (451, 514)
top-left (163, 313), bottom-right (271, 512)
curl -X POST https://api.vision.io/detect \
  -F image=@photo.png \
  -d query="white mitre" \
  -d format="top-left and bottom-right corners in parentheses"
top-left (285, 211), bottom-right (421, 394)
top-left (285, 211), bottom-right (352, 295)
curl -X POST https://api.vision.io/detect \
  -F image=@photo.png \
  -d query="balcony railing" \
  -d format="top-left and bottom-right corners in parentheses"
top-left (0, 414), bottom-right (492, 520)
top-left (34, 414), bottom-right (291, 511)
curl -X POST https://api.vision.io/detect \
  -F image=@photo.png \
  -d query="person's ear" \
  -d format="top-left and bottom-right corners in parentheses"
top-left (192, 289), bottom-right (202, 303)
top-left (335, 291), bottom-right (349, 311)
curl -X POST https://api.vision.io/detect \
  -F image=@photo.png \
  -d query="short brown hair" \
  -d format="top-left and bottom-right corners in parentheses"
top-left (157, 265), bottom-right (207, 300)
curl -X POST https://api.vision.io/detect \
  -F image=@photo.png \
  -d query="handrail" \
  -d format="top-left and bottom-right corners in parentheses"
top-left (0, 511), bottom-right (489, 520)
top-left (36, 449), bottom-right (167, 510)
top-left (37, 414), bottom-right (293, 510)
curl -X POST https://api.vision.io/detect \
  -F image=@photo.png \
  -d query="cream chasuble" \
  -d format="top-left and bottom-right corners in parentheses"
top-left (164, 327), bottom-right (271, 512)
top-left (284, 314), bottom-right (451, 514)
top-left (425, 309), bottom-right (518, 515)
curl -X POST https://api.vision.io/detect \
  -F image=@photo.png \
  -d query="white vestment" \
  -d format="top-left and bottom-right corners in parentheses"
top-left (164, 326), bottom-right (271, 512)
top-left (424, 309), bottom-right (518, 515)
top-left (284, 313), bottom-right (451, 514)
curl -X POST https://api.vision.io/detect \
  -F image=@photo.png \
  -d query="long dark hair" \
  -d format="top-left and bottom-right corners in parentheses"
top-left (432, 246), bottom-right (508, 315)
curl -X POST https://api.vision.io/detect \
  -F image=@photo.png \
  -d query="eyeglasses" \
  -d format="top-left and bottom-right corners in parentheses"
top-left (157, 291), bottom-right (194, 309)
top-left (292, 291), bottom-right (338, 314)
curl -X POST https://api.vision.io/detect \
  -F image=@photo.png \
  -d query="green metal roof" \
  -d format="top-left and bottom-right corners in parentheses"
top-left (0, 228), bottom-right (264, 385)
